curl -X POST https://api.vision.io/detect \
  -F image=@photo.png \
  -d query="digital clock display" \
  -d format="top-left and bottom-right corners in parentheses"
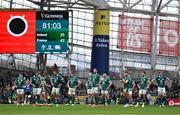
top-left (36, 11), bottom-right (69, 53)
top-left (42, 22), bottom-right (61, 29)
top-left (36, 20), bottom-right (68, 31)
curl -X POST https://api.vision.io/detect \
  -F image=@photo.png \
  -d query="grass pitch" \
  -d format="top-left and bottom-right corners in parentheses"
top-left (0, 104), bottom-right (179, 115)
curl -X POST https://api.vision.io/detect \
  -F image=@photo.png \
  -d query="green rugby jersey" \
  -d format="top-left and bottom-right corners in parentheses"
top-left (87, 76), bottom-right (92, 89)
top-left (15, 76), bottom-right (26, 89)
top-left (91, 74), bottom-right (100, 87)
top-left (139, 76), bottom-right (149, 89)
top-left (31, 75), bottom-right (42, 88)
top-left (51, 74), bottom-right (62, 88)
top-left (123, 76), bottom-right (133, 89)
top-left (101, 76), bottom-right (111, 90)
top-left (69, 76), bottom-right (79, 88)
top-left (155, 76), bottom-right (167, 88)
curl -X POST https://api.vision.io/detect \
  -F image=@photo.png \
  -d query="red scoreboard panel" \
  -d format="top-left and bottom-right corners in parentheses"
top-left (159, 20), bottom-right (180, 56)
top-left (0, 11), bottom-right (36, 53)
top-left (117, 15), bottom-right (152, 53)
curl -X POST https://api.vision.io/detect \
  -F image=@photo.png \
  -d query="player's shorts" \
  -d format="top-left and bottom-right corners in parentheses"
top-left (68, 88), bottom-right (76, 95)
top-left (123, 88), bottom-right (132, 95)
top-left (158, 87), bottom-right (166, 95)
top-left (92, 87), bottom-right (99, 94)
top-left (87, 89), bottom-right (92, 94)
top-left (139, 89), bottom-right (147, 95)
top-left (17, 89), bottom-right (24, 95)
top-left (51, 87), bottom-right (60, 94)
top-left (101, 89), bottom-right (109, 95)
top-left (33, 88), bottom-right (42, 95)
top-left (24, 92), bottom-right (31, 95)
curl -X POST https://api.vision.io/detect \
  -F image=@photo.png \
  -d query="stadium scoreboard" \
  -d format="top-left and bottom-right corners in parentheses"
top-left (36, 11), bottom-right (69, 53)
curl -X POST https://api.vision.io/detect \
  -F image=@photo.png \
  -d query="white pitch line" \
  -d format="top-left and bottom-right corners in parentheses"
top-left (1, 114), bottom-right (179, 115)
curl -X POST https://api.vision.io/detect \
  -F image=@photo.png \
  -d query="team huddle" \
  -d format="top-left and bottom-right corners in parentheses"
top-left (86, 69), bottom-right (112, 107)
top-left (120, 70), bottom-right (169, 107)
top-left (14, 69), bottom-right (112, 107)
top-left (14, 69), bottom-right (169, 107)
top-left (15, 71), bottom-right (81, 106)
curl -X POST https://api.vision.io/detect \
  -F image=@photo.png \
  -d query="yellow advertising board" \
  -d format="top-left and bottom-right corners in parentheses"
top-left (93, 10), bottom-right (110, 36)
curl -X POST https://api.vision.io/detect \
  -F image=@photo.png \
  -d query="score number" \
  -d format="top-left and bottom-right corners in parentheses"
top-left (42, 22), bottom-right (61, 29)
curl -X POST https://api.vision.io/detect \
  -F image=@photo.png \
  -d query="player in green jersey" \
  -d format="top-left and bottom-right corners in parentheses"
top-left (40, 73), bottom-right (51, 105)
top-left (91, 69), bottom-right (101, 107)
top-left (31, 72), bottom-right (42, 106)
top-left (100, 73), bottom-right (112, 106)
top-left (14, 74), bottom-right (26, 106)
top-left (66, 73), bottom-right (81, 106)
top-left (152, 70), bottom-right (169, 107)
top-left (120, 70), bottom-right (134, 107)
top-left (51, 71), bottom-right (63, 106)
top-left (86, 72), bottom-right (93, 106)
top-left (135, 70), bottom-right (150, 107)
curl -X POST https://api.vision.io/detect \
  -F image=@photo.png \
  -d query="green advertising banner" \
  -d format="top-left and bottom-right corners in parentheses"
top-left (36, 11), bottom-right (69, 53)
